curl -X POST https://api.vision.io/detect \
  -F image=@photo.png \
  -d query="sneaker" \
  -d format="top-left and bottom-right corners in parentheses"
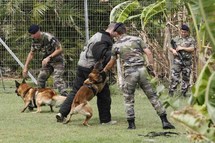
top-left (56, 113), bottom-right (66, 123)
top-left (101, 120), bottom-right (117, 125)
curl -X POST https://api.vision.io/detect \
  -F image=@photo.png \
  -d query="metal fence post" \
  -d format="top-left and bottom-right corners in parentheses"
top-left (0, 38), bottom-right (37, 85)
top-left (84, 0), bottom-right (89, 42)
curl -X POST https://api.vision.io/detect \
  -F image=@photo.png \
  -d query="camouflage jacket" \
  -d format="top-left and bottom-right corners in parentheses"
top-left (30, 32), bottom-right (64, 63)
top-left (172, 35), bottom-right (195, 61)
top-left (111, 34), bottom-right (147, 67)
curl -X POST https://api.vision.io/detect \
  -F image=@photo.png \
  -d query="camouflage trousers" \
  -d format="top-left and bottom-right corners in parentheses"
top-left (37, 62), bottom-right (68, 96)
top-left (122, 65), bottom-right (166, 120)
top-left (169, 60), bottom-right (192, 95)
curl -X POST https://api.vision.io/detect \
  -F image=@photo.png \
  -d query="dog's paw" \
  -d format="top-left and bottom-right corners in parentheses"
top-left (63, 119), bottom-right (70, 124)
top-left (83, 122), bottom-right (90, 127)
top-left (32, 111), bottom-right (40, 113)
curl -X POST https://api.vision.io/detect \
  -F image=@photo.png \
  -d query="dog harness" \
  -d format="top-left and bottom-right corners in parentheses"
top-left (83, 83), bottom-right (98, 95)
top-left (23, 87), bottom-right (37, 108)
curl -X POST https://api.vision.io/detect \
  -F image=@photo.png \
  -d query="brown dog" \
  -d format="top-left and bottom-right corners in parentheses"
top-left (15, 79), bottom-right (66, 113)
top-left (64, 63), bottom-right (107, 126)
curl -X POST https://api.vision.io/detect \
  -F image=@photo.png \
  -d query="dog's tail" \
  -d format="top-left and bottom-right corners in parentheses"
top-left (53, 95), bottom-right (66, 107)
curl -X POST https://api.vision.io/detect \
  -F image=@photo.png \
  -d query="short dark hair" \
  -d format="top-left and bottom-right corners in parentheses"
top-left (28, 24), bottom-right (40, 34)
top-left (181, 24), bottom-right (189, 31)
top-left (114, 22), bottom-right (126, 34)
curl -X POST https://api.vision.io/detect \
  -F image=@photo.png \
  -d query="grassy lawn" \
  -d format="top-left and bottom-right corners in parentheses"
top-left (0, 79), bottom-right (191, 143)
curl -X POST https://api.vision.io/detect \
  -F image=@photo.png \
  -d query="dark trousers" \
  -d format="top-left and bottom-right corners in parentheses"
top-left (59, 66), bottom-right (112, 123)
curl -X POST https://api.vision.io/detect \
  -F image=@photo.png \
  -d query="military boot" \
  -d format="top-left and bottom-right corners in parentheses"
top-left (168, 91), bottom-right (174, 97)
top-left (28, 101), bottom-right (35, 111)
top-left (181, 91), bottom-right (188, 97)
top-left (127, 118), bottom-right (136, 129)
top-left (160, 114), bottom-right (175, 129)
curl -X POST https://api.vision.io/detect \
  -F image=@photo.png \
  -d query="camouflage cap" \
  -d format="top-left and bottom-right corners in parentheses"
top-left (28, 24), bottom-right (40, 34)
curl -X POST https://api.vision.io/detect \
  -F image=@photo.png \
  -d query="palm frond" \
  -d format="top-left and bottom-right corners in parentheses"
top-left (31, 2), bottom-right (50, 22)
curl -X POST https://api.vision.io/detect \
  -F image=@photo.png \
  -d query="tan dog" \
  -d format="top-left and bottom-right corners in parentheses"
top-left (15, 79), bottom-right (66, 113)
top-left (64, 63), bottom-right (107, 126)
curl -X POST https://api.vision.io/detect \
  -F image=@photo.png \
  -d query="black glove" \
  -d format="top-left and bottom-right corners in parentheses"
top-left (114, 47), bottom-right (120, 55)
top-left (100, 71), bottom-right (107, 81)
top-left (146, 65), bottom-right (156, 77)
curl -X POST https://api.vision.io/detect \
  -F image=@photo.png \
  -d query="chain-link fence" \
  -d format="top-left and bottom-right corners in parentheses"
top-left (0, 0), bottom-right (189, 89)
top-left (0, 0), bottom-right (127, 88)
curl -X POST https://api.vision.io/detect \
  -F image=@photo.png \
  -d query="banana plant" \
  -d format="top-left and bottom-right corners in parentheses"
top-left (140, 0), bottom-right (165, 29)
top-left (110, 0), bottom-right (215, 142)
top-left (171, 0), bottom-right (215, 141)
top-left (109, 0), bottom-right (140, 23)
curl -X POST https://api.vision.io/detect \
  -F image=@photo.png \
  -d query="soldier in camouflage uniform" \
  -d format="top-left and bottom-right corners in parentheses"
top-left (23, 24), bottom-right (68, 98)
top-left (104, 23), bottom-right (175, 130)
top-left (169, 24), bottom-right (195, 97)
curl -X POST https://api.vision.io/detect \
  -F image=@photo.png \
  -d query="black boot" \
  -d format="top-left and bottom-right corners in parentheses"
top-left (168, 91), bottom-right (174, 97)
top-left (127, 118), bottom-right (136, 129)
top-left (160, 114), bottom-right (175, 129)
top-left (181, 91), bottom-right (187, 97)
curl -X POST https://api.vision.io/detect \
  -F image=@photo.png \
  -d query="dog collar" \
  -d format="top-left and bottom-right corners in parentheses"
top-left (22, 87), bottom-right (33, 98)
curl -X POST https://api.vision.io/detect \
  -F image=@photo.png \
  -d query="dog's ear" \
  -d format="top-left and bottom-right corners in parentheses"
top-left (15, 80), bottom-right (20, 88)
top-left (22, 79), bottom-right (26, 83)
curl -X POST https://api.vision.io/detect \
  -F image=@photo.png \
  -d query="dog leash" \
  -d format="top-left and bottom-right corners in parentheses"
top-left (138, 131), bottom-right (180, 138)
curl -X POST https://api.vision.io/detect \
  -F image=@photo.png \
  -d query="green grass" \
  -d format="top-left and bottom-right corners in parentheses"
top-left (0, 79), bottom-right (191, 143)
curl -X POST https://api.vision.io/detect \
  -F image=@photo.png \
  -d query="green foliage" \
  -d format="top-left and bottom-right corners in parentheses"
top-left (171, 0), bottom-right (215, 140)
top-left (109, 1), bottom-right (215, 142)
top-left (109, 0), bottom-right (140, 23)
top-left (140, 0), bottom-right (165, 29)
top-left (172, 54), bottom-right (215, 142)
top-left (31, 1), bottom-right (51, 23)
top-left (197, 0), bottom-right (215, 48)
top-left (190, 54), bottom-right (215, 105)
top-left (171, 106), bottom-right (215, 142)
top-left (206, 72), bottom-right (215, 123)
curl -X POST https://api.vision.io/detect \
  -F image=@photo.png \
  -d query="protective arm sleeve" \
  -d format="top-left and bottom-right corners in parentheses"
top-left (92, 42), bottom-right (111, 66)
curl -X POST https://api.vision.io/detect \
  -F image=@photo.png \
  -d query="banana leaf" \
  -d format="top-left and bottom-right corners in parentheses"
top-left (190, 54), bottom-right (215, 105)
top-left (140, 0), bottom-right (165, 29)
top-left (171, 106), bottom-right (215, 142)
top-left (109, 0), bottom-right (140, 23)
top-left (205, 72), bottom-right (215, 124)
top-left (198, 0), bottom-right (215, 48)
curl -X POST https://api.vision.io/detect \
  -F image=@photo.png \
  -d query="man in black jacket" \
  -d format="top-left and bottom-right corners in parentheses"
top-left (56, 23), bottom-right (117, 124)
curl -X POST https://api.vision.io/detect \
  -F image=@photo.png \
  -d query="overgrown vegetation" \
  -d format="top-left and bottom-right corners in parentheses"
top-left (109, 0), bottom-right (215, 142)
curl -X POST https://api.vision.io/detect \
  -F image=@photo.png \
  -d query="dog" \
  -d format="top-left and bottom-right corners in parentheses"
top-left (64, 63), bottom-right (107, 126)
top-left (15, 79), bottom-right (66, 113)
